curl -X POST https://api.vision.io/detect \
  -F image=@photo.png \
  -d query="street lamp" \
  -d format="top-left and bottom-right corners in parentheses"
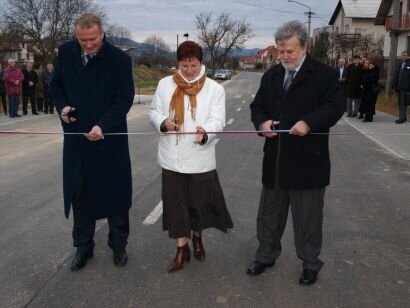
top-left (183, 33), bottom-right (189, 41)
top-left (288, 0), bottom-right (315, 39)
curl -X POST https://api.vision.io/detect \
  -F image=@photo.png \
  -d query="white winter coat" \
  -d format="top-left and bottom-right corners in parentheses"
top-left (149, 66), bottom-right (226, 174)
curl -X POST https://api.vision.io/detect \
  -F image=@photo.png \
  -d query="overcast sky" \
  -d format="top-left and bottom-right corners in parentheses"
top-left (1, 0), bottom-right (340, 50)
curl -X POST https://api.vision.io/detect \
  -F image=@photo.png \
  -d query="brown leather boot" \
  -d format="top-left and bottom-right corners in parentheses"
top-left (167, 243), bottom-right (191, 273)
top-left (192, 233), bottom-right (205, 261)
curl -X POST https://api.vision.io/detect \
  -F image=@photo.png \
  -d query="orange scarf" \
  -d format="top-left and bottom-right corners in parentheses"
top-left (170, 71), bottom-right (206, 133)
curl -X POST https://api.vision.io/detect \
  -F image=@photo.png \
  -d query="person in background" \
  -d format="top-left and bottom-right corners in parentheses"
top-left (3, 58), bottom-right (23, 118)
top-left (0, 62), bottom-right (7, 115)
top-left (22, 60), bottom-right (39, 115)
top-left (43, 63), bottom-right (55, 114)
top-left (393, 51), bottom-right (410, 124)
top-left (361, 59), bottom-right (380, 122)
top-left (149, 40), bottom-right (233, 273)
top-left (345, 55), bottom-right (363, 117)
top-left (33, 63), bottom-right (44, 113)
top-left (337, 58), bottom-right (347, 85)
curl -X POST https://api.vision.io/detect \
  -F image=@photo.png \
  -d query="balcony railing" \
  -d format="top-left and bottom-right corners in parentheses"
top-left (385, 14), bottom-right (410, 32)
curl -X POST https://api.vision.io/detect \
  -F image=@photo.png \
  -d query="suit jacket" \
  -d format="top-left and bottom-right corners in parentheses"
top-left (250, 54), bottom-right (344, 189)
top-left (345, 63), bottom-right (363, 98)
top-left (51, 39), bottom-right (135, 219)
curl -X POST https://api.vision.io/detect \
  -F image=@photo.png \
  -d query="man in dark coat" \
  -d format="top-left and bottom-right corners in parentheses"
top-left (247, 20), bottom-right (344, 286)
top-left (345, 55), bottom-right (363, 117)
top-left (393, 51), bottom-right (410, 123)
top-left (22, 60), bottom-right (39, 115)
top-left (51, 13), bottom-right (134, 271)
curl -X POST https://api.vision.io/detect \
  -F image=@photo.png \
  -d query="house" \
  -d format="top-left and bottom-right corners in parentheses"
top-left (257, 46), bottom-right (278, 68)
top-left (0, 42), bottom-right (37, 65)
top-left (329, 0), bottom-right (385, 59)
top-left (375, 0), bottom-right (410, 57)
top-left (239, 55), bottom-right (258, 70)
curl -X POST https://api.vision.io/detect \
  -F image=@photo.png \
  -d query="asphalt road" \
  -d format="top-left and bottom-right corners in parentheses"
top-left (0, 72), bottom-right (409, 308)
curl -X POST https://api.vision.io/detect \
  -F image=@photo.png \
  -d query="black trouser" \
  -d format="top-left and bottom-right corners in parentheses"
top-left (44, 92), bottom-right (54, 113)
top-left (398, 91), bottom-right (409, 121)
top-left (72, 175), bottom-right (130, 253)
top-left (37, 97), bottom-right (44, 112)
top-left (0, 93), bottom-right (7, 114)
top-left (22, 93), bottom-right (37, 114)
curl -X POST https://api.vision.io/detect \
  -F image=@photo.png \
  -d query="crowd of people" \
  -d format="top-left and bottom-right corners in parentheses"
top-left (0, 59), bottom-right (55, 118)
top-left (336, 51), bottom-right (410, 123)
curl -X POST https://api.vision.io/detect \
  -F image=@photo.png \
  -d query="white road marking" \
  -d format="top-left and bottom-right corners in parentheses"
top-left (142, 201), bottom-right (163, 225)
top-left (251, 94), bottom-right (256, 98)
top-left (234, 94), bottom-right (242, 99)
top-left (242, 100), bottom-right (246, 104)
top-left (227, 118), bottom-right (234, 125)
top-left (236, 107), bottom-right (242, 112)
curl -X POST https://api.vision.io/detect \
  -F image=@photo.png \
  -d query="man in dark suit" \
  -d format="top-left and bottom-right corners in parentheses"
top-left (51, 13), bottom-right (134, 271)
top-left (22, 60), bottom-right (39, 115)
top-left (247, 20), bottom-right (344, 285)
top-left (393, 51), bottom-right (410, 124)
top-left (345, 55), bottom-right (363, 117)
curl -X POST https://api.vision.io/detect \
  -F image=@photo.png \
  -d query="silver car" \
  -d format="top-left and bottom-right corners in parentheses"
top-left (214, 69), bottom-right (232, 80)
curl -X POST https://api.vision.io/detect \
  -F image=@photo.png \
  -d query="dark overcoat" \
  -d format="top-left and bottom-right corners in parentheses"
top-left (345, 63), bottom-right (363, 98)
top-left (51, 39), bottom-right (135, 219)
top-left (250, 54), bottom-right (344, 189)
top-left (22, 69), bottom-right (38, 96)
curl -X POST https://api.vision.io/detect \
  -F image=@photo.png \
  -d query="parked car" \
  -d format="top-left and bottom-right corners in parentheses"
top-left (214, 69), bottom-right (232, 80)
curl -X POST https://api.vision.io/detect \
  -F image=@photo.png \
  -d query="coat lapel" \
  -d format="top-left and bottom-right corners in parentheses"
top-left (286, 55), bottom-right (313, 93)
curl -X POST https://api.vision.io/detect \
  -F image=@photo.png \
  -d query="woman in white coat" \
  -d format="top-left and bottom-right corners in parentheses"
top-left (149, 41), bottom-right (233, 273)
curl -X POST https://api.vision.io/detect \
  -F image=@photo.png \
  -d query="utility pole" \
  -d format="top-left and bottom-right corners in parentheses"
top-left (288, 0), bottom-right (315, 42)
top-left (386, 0), bottom-right (400, 97)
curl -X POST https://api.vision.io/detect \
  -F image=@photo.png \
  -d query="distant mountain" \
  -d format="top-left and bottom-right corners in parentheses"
top-left (229, 48), bottom-right (260, 57)
top-left (107, 37), bottom-right (175, 58)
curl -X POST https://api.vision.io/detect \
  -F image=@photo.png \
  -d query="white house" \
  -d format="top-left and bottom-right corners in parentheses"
top-left (375, 0), bottom-right (410, 57)
top-left (329, 0), bottom-right (386, 59)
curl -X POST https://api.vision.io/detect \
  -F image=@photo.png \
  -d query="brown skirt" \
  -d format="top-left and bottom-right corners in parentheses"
top-left (161, 168), bottom-right (233, 239)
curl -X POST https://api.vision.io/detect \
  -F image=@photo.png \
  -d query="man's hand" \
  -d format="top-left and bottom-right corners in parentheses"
top-left (194, 125), bottom-right (207, 144)
top-left (29, 81), bottom-right (34, 87)
top-left (289, 120), bottom-right (310, 136)
top-left (14, 80), bottom-right (19, 85)
top-left (85, 125), bottom-right (104, 141)
top-left (60, 106), bottom-right (77, 124)
top-left (259, 120), bottom-right (280, 138)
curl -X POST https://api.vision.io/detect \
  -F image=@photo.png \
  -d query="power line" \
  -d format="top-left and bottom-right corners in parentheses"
top-left (236, 0), bottom-right (299, 14)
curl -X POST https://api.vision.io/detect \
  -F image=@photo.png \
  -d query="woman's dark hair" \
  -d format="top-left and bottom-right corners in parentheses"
top-left (177, 41), bottom-right (203, 62)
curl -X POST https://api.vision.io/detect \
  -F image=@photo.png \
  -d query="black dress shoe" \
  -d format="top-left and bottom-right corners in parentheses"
top-left (113, 248), bottom-right (128, 267)
top-left (70, 250), bottom-right (93, 272)
top-left (32, 112), bottom-right (39, 115)
top-left (299, 269), bottom-right (318, 286)
top-left (15, 114), bottom-right (22, 117)
top-left (395, 119), bottom-right (406, 124)
top-left (246, 261), bottom-right (274, 276)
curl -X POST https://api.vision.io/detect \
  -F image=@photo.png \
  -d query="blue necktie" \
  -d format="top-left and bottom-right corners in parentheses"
top-left (284, 70), bottom-right (296, 93)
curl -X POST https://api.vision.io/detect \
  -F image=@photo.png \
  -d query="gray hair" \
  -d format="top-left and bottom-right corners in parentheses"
top-left (275, 20), bottom-right (308, 47)
top-left (8, 58), bottom-right (16, 64)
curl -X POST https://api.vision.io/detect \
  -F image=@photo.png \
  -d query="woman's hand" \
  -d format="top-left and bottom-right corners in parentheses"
top-left (194, 126), bottom-right (208, 144)
top-left (162, 118), bottom-right (178, 131)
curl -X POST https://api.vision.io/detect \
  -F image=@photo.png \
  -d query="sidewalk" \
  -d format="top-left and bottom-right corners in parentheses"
top-left (343, 111), bottom-right (410, 162)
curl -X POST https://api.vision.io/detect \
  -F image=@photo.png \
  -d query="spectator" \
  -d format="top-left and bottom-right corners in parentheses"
top-left (33, 63), bottom-right (44, 112)
top-left (0, 63), bottom-right (7, 115)
top-left (336, 58), bottom-right (347, 85)
top-left (42, 63), bottom-right (55, 114)
top-left (393, 51), bottom-right (410, 124)
top-left (3, 58), bottom-right (23, 118)
top-left (345, 55), bottom-right (363, 117)
top-left (22, 60), bottom-right (39, 115)
top-left (361, 59), bottom-right (380, 122)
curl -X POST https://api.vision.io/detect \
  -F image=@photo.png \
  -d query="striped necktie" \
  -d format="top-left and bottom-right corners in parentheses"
top-left (283, 70), bottom-right (296, 93)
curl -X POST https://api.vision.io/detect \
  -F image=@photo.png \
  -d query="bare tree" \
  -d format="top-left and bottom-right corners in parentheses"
top-left (195, 12), bottom-right (253, 71)
top-left (106, 23), bottom-right (131, 44)
top-left (2, 0), bottom-right (105, 63)
top-left (144, 35), bottom-right (171, 53)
